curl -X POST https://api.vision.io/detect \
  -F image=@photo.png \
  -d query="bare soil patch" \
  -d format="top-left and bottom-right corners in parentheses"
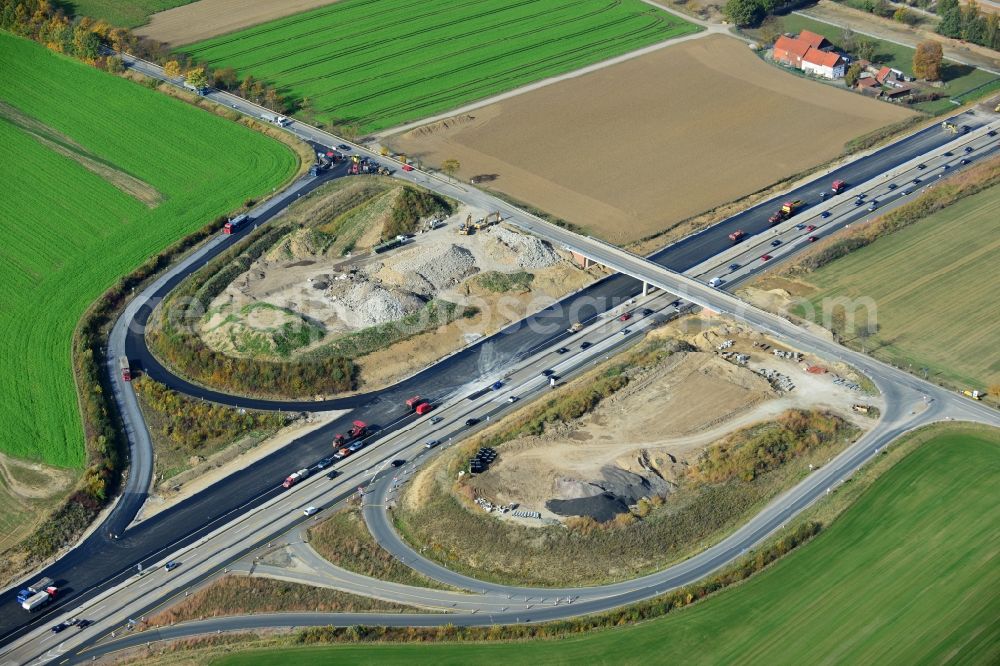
top-left (135, 0), bottom-right (342, 45)
top-left (391, 34), bottom-right (914, 245)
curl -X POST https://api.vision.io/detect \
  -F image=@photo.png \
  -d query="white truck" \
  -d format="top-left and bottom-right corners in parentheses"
top-left (261, 113), bottom-right (291, 127)
top-left (20, 578), bottom-right (57, 611)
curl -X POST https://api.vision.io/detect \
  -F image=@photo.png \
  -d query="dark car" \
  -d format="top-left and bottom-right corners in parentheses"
top-left (728, 263), bottom-right (741, 271)
top-left (887, 183), bottom-right (897, 190)
top-left (430, 416), bottom-right (443, 424)
top-left (337, 144), bottom-right (351, 151)
top-left (391, 459), bottom-right (406, 468)
top-left (964, 146), bottom-right (974, 153)
top-left (541, 369), bottom-right (555, 377)
top-left (51, 622), bottom-right (70, 633)
top-left (917, 163), bottom-right (926, 170)
top-left (960, 158), bottom-right (970, 165)
top-left (315, 456), bottom-right (334, 470)
top-left (76, 619), bottom-right (91, 630)
top-left (807, 236), bottom-right (819, 243)
top-left (641, 308), bottom-right (654, 316)
top-left (912, 178), bottom-right (921, 184)
top-left (770, 239), bottom-right (782, 247)
top-left (164, 560), bottom-right (180, 572)
top-left (820, 211), bottom-right (831, 218)
top-left (465, 418), bottom-right (479, 427)
top-left (490, 381), bottom-right (503, 391)
top-left (942, 163), bottom-right (950, 170)
top-left (556, 347), bottom-right (569, 354)
top-left (580, 341), bottom-right (592, 350)
top-left (326, 470), bottom-right (340, 480)
top-left (943, 151), bottom-right (953, 157)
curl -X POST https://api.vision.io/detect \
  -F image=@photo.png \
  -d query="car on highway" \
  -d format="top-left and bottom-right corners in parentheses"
top-left (402, 164), bottom-right (414, 172)
top-left (795, 223), bottom-right (806, 230)
top-left (820, 210), bottom-right (831, 218)
top-left (556, 347), bottom-right (569, 354)
top-left (943, 151), bottom-right (953, 157)
top-left (490, 381), bottom-right (503, 391)
top-left (429, 416), bottom-right (443, 425)
top-left (912, 177), bottom-right (921, 184)
top-left (507, 395), bottom-right (518, 403)
top-left (853, 199), bottom-right (863, 206)
top-left (75, 619), bottom-right (90, 630)
top-left (315, 456), bottom-right (334, 470)
top-left (424, 440), bottom-right (440, 449)
top-left (51, 621), bottom-right (71, 633)
top-left (760, 254), bottom-right (772, 262)
top-left (391, 459), bottom-right (406, 468)
top-left (964, 146), bottom-right (974, 153)
top-left (728, 262), bottom-right (741, 271)
top-left (303, 506), bottom-right (319, 517)
top-left (580, 341), bottom-right (592, 350)
top-left (770, 239), bottom-right (782, 247)
top-left (465, 418), bottom-right (479, 427)
top-left (807, 236), bottom-right (819, 242)
top-left (917, 163), bottom-right (926, 170)
top-left (326, 470), bottom-right (340, 480)
top-left (942, 163), bottom-right (950, 170)
top-left (806, 224), bottom-right (817, 231)
top-left (620, 328), bottom-right (631, 335)
top-left (541, 369), bottom-right (555, 377)
top-left (619, 312), bottom-right (632, 321)
top-left (348, 441), bottom-right (365, 452)
top-left (887, 183), bottom-right (897, 190)
top-left (989, 130), bottom-right (997, 137)
top-left (337, 144), bottom-right (351, 151)
top-left (164, 560), bottom-right (180, 572)
top-left (641, 308), bottom-right (654, 316)
top-left (333, 447), bottom-right (351, 459)
top-left (868, 201), bottom-right (878, 211)
top-left (961, 158), bottom-right (970, 165)
top-left (902, 189), bottom-right (912, 195)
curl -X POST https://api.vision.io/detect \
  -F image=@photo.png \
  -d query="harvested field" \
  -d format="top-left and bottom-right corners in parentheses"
top-left (391, 34), bottom-right (915, 245)
top-left (135, 0), bottom-right (342, 45)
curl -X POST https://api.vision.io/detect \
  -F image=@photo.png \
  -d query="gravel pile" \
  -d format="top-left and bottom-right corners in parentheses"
top-left (391, 244), bottom-right (478, 294)
top-left (331, 280), bottom-right (425, 328)
top-left (481, 227), bottom-right (559, 269)
top-left (546, 467), bottom-right (670, 521)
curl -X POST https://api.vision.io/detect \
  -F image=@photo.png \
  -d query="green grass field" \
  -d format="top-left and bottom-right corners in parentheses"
top-left (760, 15), bottom-right (1000, 114)
top-left (212, 427), bottom-right (1000, 665)
top-left (793, 185), bottom-right (1000, 390)
top-left (0, 33), bottom-right (296, 467)
top-left (63, 0), bottom-right (196, 28)
top-left (183, 0), bottom-right (699, 133)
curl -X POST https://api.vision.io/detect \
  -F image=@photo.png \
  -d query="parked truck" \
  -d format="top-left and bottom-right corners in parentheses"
top-left (182, 81), bottom-right (207, 96)
top-left (963, 389), bottom-right (983, 400)
top-left (332, 420), bottom-right (369, 448)
top-left (118, 356), bottom-right (131, 382)
top-left (769, 200), bottom-right (804, 225)
top-left (831, 180), bottom-right (847, 194)
top-left (728, 230), bottom-right (745, 243)
top-left (406, 396), bottom-right (434, 415)
top-left (20, 578), bottom-right (57, 611)
top-left (282, 468), bottom-right (310, 489)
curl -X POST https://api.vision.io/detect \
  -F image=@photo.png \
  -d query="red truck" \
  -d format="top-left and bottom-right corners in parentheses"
top-left (728, 230), bottom-right (745, 243)
top-left (223, 214), bottom-right (253, 234)
top-left (332, 420), bottom-right (369, 448)
top-left (118, 357), bottom-right (131, 381)
top-left (832, 179), bottom-right (847, 193)
top-left (282, 468), bottom-right (309, 489)
top-left (406, 396), bottom-right (434, 415)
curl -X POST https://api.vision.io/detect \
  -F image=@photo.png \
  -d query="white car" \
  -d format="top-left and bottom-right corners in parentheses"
top-left (303, 506), bottom-right (319, 517)
top-left (507, 395), bottom-right (518, 403)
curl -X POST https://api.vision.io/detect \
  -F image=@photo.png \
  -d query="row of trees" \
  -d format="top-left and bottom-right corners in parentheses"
top-left (936, 0), bottom-right (1000, 50)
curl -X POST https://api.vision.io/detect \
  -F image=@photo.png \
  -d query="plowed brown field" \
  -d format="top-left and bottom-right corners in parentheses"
top-left (392, 35), bottom-right (915, 245)
top-left (135, 0), bottom-right (340, 45)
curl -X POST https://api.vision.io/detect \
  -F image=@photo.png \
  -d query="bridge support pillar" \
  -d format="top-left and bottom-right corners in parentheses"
top-left (642, 281), bottom-right (649, 296)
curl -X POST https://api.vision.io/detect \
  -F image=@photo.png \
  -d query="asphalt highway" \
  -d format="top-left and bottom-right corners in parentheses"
top-left (2, 52), bottom-right (998, 657)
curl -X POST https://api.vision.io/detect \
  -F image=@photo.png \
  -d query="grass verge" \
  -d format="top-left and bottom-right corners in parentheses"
top-left (308, 507), bottom-right (451, 591)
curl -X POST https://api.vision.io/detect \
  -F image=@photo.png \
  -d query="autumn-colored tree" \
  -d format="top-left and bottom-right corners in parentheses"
top-left (441, 159), bottom-right (461, 179)
top-left (213, 66), bottom-right (238, 90)
top-left (184, 66), bottom-right (208, 90)
top-left (913, 40), bottom-right (943, 81)
top-left (163, 59), bottom-right (182, 79)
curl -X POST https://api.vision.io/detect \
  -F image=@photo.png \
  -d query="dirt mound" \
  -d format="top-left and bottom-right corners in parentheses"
top-left (546, 466), bottom-right (671, 521)
top-left (329, 279), bottom-right (426, 329)
top-left (390, 244), bottom-right (478, 294)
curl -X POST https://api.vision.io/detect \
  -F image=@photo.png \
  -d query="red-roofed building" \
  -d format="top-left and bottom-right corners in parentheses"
top-left (802, 47), bottom-right (846, 79)
top-left (875, 66), bottom-right (893, 84)
top-left (857, 76), bottom-right (882, 96)
top-left (773, 35), bottom-right (812, 68)
top-left (773, 32), bottom-right (844, 79)
top-left (798, 30), bottom-right (831, 50)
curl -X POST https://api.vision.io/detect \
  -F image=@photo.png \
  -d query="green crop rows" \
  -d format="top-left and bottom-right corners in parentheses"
top-left (215, 427), bottom-right (1000, 665)
top-left (0, 33), bottom-right (296, 467)
top-left (184, 0), bottom-right (699, 133)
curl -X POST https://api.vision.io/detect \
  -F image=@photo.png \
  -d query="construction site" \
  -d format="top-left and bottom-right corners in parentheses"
top-left (197, 180), bottom-right (592, 388)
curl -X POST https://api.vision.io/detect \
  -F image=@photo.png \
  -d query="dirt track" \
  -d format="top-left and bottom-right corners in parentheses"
top-left (392, 34), bottom-right (914, 244)
top-left (135, 0), bottom-right (341, 45)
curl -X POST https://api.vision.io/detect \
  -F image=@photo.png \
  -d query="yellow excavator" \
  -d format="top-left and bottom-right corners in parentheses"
top-left (457, 213), bottom-right (473, 235)
top-left (941, 121), bottom-right (958, 133)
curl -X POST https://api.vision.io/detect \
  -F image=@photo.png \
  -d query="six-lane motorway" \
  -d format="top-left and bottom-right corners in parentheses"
top-left (1, 53), bottom-right (998, 663)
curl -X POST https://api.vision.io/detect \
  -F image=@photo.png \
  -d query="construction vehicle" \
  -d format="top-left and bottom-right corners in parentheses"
top-left (831, 179), bottom-right (847, 193)
top-left (332, 420), bottom-right (369, 449)
top-left (406, 396), bottom-right (434, 415)
top-left (728, 230), bottom-right (745, 243)
top-left (941, 121), bottom-right (958, 133)
top-left (963, 389), bottom-right (984, 400)
top-left (380, 147), bottom-right (389, 156)
top-left (473, 211), bottom-right (501, 231)
top-left (282, 468), bottom-right (310, 489)
top-left (769, 200), bottom-right (804, 225)
top-left (567, 322), bottom-right (584, 333)
top-left (374, 237), bottom-right (403, 254)
top-left (20, 577), bottom-right (58, 611)
top-left (223, 214), bottom-right (253, 234)
top-left (118, 357), bottom-right (131, 381)
top-left (457, 213), bottom-right (473, 235)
